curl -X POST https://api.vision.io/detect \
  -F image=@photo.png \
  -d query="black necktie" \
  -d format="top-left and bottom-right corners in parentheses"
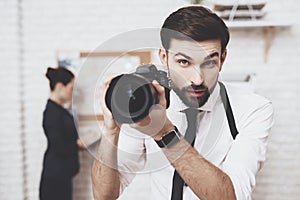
top-left (171, 109), bottom-right (200, 200)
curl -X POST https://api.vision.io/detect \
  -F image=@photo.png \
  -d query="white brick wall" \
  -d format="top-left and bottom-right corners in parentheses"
top-left (1, 0), bottom-right (300, 199)
top-left (0, 0), bottom-right (24, 199)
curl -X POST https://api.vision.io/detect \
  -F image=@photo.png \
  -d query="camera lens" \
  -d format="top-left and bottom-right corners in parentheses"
top-left (114, 83), bottom-right (149, 115)
top-left (105, 74), bottom-right (156, 123)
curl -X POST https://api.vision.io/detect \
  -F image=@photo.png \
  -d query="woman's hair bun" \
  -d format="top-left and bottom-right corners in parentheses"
top-left (45, 67), bottom-right (74, 91)
top-left (45, 67), bottom-right (57, 81)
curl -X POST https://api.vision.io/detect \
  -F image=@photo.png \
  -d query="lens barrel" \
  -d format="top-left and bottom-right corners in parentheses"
top-left (105, 74), bottom-right (157, 123)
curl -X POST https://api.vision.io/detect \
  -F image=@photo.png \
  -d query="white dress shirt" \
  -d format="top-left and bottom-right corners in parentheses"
top-left (117, 82), bottom-right (274, 200)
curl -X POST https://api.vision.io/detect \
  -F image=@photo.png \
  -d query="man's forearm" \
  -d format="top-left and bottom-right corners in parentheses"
top-left (163, 138), bottom-right (236, 200)
top-left (92, 132), bottom-right (120, 200)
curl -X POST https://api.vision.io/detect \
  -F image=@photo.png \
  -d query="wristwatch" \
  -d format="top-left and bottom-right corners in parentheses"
top-left (155, 127), bottom-right (182, 148)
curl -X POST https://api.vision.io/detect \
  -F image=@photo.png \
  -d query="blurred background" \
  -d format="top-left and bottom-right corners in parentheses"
top-left (0, 0), bottom-right (299, 199)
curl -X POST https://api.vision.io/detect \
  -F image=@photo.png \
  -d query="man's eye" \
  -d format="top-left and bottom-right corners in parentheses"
top-left (201, 60), bottom-right (217, 68)
top-left (178, 59), bottom-right (190, 66)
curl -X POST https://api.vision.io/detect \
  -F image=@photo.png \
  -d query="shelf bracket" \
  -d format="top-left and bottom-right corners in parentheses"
top-left (263, 26), bottom-right (274, 63)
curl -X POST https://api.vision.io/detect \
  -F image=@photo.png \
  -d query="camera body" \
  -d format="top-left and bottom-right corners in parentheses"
top-left (105, 64), bottom-right (170, 123)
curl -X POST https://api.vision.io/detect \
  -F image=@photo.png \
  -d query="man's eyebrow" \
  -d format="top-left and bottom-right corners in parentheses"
top-left (174, 52), bottom-right (192, 60)
top-left (174, 52), bottom-right (219, 61)
top-left (204, 52), bottom-right (219, 60)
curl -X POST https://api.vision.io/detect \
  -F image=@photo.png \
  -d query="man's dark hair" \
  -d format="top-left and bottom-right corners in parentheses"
top-left (45, 67), bottom-right (74, 91)
top-left (160, 6), bottom-right (230, 53)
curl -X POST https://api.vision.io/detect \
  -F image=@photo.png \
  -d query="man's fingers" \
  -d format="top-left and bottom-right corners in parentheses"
top-left (100, 82), bottom-right (110, 114)
top-left (152, 80), bottom-right (167, 107)
top-left (129, 105), bottom-right (167, 137)
top-left (152, 80), bottom-right (164, 94)
top-left (129, 115), bottom-right (151, 128)
top-left (101, 75), bottom-right (118, 119)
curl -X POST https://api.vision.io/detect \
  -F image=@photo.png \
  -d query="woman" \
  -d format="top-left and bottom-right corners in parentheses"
top-left (40, 67), bottom-right (83, 200)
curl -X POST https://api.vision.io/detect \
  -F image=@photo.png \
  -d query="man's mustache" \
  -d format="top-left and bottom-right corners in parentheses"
top-left (183, 84), bottom-right (208, 91)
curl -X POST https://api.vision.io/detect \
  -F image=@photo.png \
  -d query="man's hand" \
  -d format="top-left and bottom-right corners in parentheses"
top-left (92, 76), bottom-right (122, 200)
top-left (101, 77), bottom-right (121, 138)
top-left (130, 80), bottom-right (174, 140)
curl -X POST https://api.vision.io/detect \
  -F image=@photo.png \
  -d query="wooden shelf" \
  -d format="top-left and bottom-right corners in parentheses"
top-left (78, 114), bottom-right (103, 121)
top-left (224, 20), bottom-right (292, 63)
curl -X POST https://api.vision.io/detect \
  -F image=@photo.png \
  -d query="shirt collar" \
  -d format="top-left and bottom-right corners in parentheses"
top-left (169, 83), bottom-right (220, 113)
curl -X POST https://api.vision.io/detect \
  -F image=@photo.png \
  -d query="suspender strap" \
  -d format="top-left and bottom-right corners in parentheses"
top-left (219, 82), bottom-right (239, 139)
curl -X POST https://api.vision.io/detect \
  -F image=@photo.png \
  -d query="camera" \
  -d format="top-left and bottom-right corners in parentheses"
top-left (105, 64), bottom-right (170, 123)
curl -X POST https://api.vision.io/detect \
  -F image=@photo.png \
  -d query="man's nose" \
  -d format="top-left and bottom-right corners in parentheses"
top-left (188, 66), bottom-right (204, 85)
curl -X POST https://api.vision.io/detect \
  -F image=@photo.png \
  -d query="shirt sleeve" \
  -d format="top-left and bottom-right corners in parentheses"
top-left (117, 125), bottom-right (147, 194)
top-left (220, 101), bottom-right (274, 200)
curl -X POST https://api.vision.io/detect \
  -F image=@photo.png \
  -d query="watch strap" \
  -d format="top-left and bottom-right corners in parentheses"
top-left (155, 127), bottom-right (181, 148)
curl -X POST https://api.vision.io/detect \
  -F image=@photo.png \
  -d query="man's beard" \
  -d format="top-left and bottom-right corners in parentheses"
top-left (173, 84), bottom-right (210, 108)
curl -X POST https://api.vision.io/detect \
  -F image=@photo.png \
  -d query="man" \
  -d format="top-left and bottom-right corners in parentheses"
top-left (92, 6), bottom-right (274, 200)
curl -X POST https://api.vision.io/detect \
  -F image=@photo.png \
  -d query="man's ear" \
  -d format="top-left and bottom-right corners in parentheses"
top-left (219, 49), bottom-right (227, 72)
top-left (158, 48), bottom-right (168, 68)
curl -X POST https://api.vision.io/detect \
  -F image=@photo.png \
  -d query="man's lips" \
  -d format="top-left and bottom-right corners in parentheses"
top-left (186, 89), bottom-right (206, 97)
